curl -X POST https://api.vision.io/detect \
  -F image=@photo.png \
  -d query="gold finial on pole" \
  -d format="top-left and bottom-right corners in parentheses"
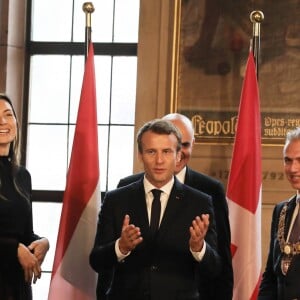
top-left (82, 2), bottom-right (95, 60)
top-left (250, 11), bottom-right (264, 37)
top-left (250, 10), bottom-right (264, 23)
top-left (249, 10), bottom-right (264, 79)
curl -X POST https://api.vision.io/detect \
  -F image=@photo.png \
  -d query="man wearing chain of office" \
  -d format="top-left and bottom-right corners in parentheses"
top-left (259, 127), bottom-right (300, 300)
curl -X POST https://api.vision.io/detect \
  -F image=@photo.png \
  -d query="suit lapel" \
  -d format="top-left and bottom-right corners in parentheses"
top-left (129, 178), bottom-right (187, 239)
top-left (285, 196), bottom-right (297, 238)
top-left (129, 180), bottom-right (149, 233)
top-left (158, 178), bottom-right (185, 237)
top-left (274, 196), bottom-right (298, 274)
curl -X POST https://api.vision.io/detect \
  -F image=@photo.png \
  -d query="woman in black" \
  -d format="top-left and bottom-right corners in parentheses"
top-left (0, 94), bottom-right (49, 299)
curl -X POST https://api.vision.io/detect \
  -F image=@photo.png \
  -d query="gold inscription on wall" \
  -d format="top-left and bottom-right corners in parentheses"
top-left (179, 110), bottom-right (300, 144)
top-left (198, 157), bottom-right (289, 191)
top-left (208, 169), bottom-right (284, 182)
top-left (207, 169), bottom-right (287, 193)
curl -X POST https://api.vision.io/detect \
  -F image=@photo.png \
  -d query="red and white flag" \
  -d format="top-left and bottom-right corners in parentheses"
top-left (48, 43), bottom-right (100, 299)
top-left (227, 52), bottom-right (262, 300)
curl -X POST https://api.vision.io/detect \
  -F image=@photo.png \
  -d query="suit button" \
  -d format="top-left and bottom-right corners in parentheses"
top-left (150, 265), bottom-right (158, 271)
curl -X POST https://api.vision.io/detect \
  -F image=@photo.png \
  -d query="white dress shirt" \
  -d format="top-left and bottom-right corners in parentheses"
top-left (116, 175), bottom-right (206, 262)
top-left (287, 192), bottom-right (300, 241)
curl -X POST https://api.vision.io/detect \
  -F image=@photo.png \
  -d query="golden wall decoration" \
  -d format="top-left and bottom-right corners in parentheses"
top-left (171, 0), bottom-right (300, 145)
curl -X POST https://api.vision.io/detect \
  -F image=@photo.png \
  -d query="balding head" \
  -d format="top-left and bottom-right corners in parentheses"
top-left (162, 113), bottom-right (195, 173)
top-left (162, 113), bottom-right (194, 135)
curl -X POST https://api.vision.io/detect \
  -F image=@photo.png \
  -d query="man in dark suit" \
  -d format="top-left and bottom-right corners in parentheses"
top-left (259, 127), bottom-right (300, 300)
top-left (90, 119), bottom-right (221, 300)
top-left (117, 113), bottom-right (233, 300)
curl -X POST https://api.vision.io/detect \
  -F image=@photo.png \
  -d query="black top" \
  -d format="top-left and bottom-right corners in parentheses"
top-left (0, 156), bottom-right (39, 300)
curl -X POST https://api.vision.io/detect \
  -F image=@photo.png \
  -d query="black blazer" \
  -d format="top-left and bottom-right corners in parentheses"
top-left (117, 167), bottom-right (233, 300)
top-left (90, 177), bottom-right (222, 300)
top-left (259, 195), bottom-right (300, 300)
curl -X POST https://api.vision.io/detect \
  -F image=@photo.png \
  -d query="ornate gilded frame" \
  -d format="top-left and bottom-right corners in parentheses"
top-left (170, 0), bottom-right (300, 145)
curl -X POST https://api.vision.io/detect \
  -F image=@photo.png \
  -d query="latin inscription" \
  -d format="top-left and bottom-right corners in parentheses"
top-left (179, 110), bottom-right (300, 144)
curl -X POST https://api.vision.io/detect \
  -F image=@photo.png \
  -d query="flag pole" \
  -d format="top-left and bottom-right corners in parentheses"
top-left (249, 10), bottom-right (264, 80)
top-left (82, 2), bottom-right (95, 61)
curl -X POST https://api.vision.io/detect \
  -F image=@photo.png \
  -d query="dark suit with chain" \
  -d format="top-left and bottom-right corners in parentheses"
top-left (259, 195), bottom-right (300, 300)
top-left (114, 167), bottom-right (233, 300)
top-left (90, 177), bottom-right (222, 300)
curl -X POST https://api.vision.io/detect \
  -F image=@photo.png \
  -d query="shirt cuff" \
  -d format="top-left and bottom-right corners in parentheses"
top-left (190, 241), bottom-right (206, 262)
top-left (115, 238), bottom-right (131, 262)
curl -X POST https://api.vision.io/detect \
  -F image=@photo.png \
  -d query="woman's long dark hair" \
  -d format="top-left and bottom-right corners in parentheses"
top-left (0, 93), bottom-right (20, 164)
top-left (0, 93), bottom-right (29, 202)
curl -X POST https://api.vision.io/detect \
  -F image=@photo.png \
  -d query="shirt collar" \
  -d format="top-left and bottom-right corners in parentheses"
top-left (175, 166), bottom-right (186, 184)
top-left (143, 176), bottom-right (174, 196)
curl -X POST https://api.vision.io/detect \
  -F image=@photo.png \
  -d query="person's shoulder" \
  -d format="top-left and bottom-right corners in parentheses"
top-left (177, 182), bottom-right (213, 212)
top-left (275, 195), bottom-right (297, 209)
top-left (271, 196), bottom-right (296, 219)
top-left (188, 167), bottom-right (222, 186)
top-left (15, 164), bottom-right (31, 180)
top-left (179, 180), bottom-right (211, 201)
top-left (117, 172), bottom-right (144, 188)
top-left (102, 180), bottom-right (144, 208)
top-left (107, 179), bottom-right (143, 198)
top-left (186, 167), bottom-right (225, 196)
top-left (13, 165), bottom-right (32, 193)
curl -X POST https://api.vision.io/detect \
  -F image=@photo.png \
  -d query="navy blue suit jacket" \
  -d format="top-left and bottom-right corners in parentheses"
top-left (90, 177), bottom-right (221, 300)
top-left (259, 195), bottom-right (300, 300)
top-left (117, 167), bottom-right (233, 300)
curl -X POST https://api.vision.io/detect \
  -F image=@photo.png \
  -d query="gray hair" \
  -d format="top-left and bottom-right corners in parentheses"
top-left (283, 127), bottom-right (300, 154)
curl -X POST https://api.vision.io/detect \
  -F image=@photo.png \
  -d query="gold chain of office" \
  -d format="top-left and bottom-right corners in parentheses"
top-left (278, 203), bottom-right (300, 256)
